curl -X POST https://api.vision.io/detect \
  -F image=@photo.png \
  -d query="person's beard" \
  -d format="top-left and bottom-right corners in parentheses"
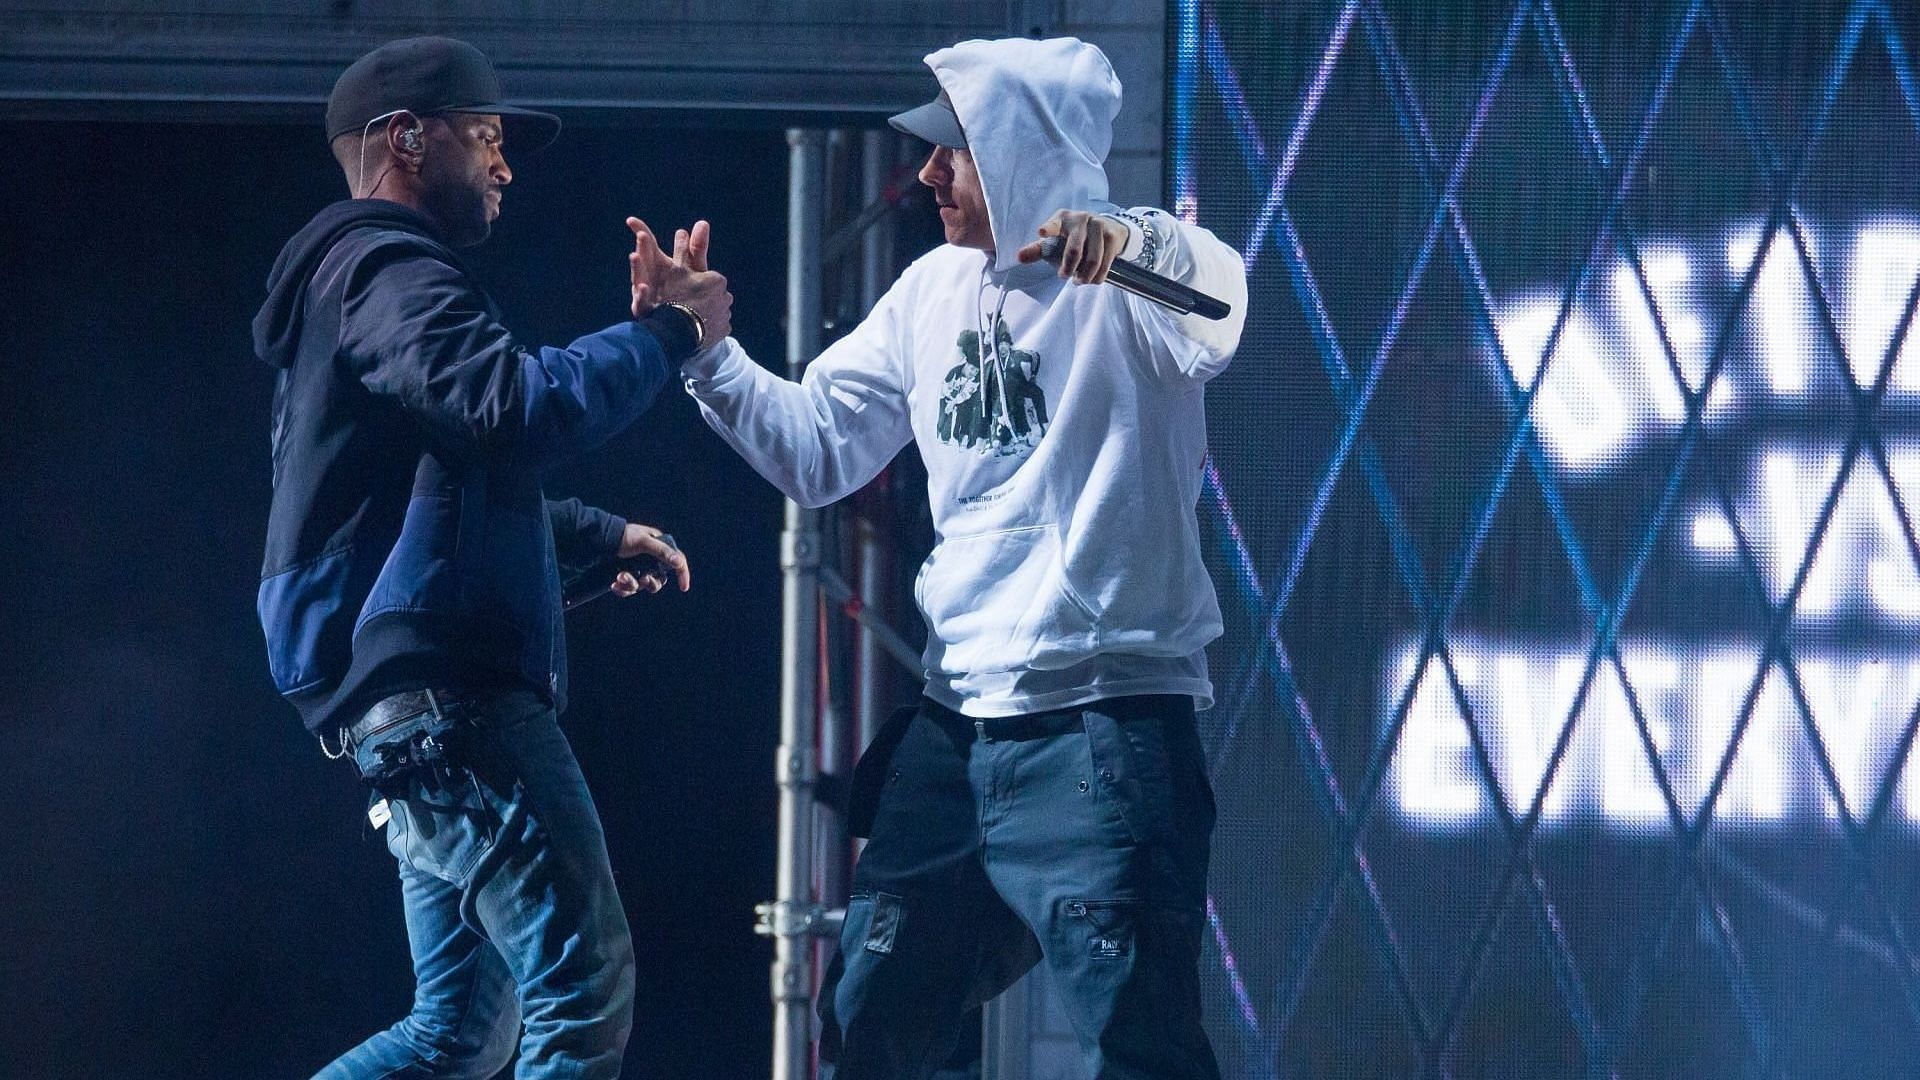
top-left (423, 177), bottom-right (492, 248)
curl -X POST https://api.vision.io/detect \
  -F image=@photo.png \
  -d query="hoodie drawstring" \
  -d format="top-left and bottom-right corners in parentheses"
top-left (977, 262), bottom-right (1016, 450)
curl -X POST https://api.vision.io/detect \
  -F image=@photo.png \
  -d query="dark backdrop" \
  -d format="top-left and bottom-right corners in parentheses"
top-left (0, 119), bottom-right (885, 1078)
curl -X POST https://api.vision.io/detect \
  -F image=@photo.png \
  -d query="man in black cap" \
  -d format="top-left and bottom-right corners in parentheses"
top-left (252, 36), bottom-right (730, 1079)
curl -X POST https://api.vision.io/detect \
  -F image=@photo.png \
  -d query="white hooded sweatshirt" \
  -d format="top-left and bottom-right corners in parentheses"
top-left (684, 37), bottom-right (1248, 717)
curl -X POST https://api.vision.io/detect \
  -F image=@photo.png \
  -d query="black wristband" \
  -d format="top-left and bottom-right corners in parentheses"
top-left (638, 304), bottom-right (700, 367)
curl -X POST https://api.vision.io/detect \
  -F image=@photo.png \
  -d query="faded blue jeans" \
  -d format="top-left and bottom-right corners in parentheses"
top-left (820, 694), bottom-right (1221, 1079)
top-left (315, 691), bottom-right (635, 1079)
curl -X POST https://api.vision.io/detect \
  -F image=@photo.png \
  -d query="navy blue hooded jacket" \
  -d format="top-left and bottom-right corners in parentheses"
top-left (252, 199), bottom-right (692, 736)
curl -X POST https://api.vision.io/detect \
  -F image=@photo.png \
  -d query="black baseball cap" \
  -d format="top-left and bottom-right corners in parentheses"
top-left (888, 89), bottom-right (966, 149)
top-left (325, 36), bottom-right (561, 152)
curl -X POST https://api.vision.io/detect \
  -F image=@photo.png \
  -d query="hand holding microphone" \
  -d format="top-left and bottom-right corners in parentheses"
top-left (1015, 208), bottom-right (1232, 320)
top-left (564, 524), bottom-right (689, 611)
top-left (1016, 209), bottom-right (1132, 284)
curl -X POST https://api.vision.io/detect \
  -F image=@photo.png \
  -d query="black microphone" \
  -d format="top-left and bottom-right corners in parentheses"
top-left (1035, 235), bottom-right (1232, 320)
top-left (563, 534), bottom-right (681, 612)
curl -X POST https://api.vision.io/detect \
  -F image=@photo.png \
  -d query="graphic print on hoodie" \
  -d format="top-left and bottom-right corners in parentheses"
top-left (939, 317), bottom-right (1050, 456)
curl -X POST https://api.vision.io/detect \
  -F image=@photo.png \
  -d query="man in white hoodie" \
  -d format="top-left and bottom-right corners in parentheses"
top-left (675, 36), bottom-right (1245, 1079)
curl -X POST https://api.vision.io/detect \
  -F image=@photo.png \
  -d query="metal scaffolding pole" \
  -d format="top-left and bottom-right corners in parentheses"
top-left (855, 127), bottom-right (898, 755)
top-left (763, 126), bottom-right (924, 1080)
top-left (772, 126), bottom-right (826, 1080)
top-left (817, 128), bottom-right (854, 926)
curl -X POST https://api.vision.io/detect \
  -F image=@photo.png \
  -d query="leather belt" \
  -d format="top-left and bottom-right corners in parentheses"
top-left (968, 710), bottom-right (1087, 743)
top-left (347, 688), bottom-right (467, 749)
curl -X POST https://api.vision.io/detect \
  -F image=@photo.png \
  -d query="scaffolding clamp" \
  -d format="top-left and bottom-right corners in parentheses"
top-left (754, 899), bottom-right (845, 940)
top-left (780, 528), bottom-right (820, 572)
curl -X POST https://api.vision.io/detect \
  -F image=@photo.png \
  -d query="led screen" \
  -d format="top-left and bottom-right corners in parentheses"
top-left (1176, 1), bottom-right (1920, 1075)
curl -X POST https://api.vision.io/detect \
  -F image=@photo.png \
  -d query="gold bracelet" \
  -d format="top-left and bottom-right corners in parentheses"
top-left (661, 301), bottom-right (706, 352)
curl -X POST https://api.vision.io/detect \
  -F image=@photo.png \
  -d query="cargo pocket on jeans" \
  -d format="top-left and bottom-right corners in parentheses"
top-left (862, 892), bottom-right (905, 955)
top-left (1056, 898), bottom-right (1207, 1025)
top-left (1063, 899), bottom-right (1143, 962)
top-left (384, 766), bottom-right (511, 888)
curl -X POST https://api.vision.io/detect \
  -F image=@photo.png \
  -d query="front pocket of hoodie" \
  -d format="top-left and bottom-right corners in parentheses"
top-left (916, 524), bottom-right (1097, 675)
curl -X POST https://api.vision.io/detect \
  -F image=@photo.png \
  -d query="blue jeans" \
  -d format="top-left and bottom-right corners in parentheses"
top-left (315, 692), bottom-right (635, 1080)
top-left (820, 694), bottom-right (1222, 1080)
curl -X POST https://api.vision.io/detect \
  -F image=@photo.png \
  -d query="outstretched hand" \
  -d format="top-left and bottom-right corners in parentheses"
top-left (626, 216), bottom-right (732, 343)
